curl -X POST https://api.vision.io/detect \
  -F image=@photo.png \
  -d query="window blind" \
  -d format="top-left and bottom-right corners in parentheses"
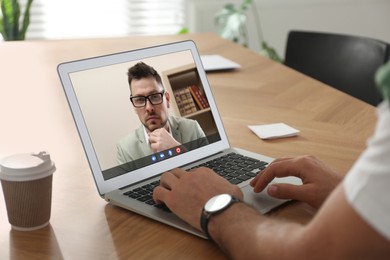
top-left (19, 0), bottom-right (185, 40)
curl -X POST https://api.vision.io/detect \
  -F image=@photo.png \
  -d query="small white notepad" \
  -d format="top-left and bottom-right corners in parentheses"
top-left (200, 55), bottom-right (241, 71)
top-left (248, 123), bottom-right (300, 140)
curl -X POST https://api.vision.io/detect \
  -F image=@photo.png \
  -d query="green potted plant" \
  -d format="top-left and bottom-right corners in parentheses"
top-left (0, 0), bottom-right (34, 41)
top-left (215, 0), bottom-right (282, 62)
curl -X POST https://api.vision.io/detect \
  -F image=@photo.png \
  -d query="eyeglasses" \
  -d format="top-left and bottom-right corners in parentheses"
top-left (130, 91), bottom-right (165, 108)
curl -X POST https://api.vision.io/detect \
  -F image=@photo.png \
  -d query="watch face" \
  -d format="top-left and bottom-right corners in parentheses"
top-left (204, 194), bottom-right (232, 213)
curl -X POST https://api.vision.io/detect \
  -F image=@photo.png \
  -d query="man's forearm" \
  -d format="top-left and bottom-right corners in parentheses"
top-left (208, 202), bottom-right (305, 259)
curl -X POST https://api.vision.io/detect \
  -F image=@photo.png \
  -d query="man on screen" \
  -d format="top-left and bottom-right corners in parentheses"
top-left (116, 62), bottom-right (208, 164)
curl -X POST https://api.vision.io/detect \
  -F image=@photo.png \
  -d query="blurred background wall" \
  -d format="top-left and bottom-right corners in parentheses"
top-left (21, 0), bottom-right (390, 59)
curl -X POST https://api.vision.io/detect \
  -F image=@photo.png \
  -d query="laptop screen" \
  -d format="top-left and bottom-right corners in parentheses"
top-left (58, 41), bottom-right (231, 195)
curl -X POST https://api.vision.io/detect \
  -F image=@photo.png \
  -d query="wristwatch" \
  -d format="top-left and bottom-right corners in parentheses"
top-left (200, 194), bottom-right (240, 239)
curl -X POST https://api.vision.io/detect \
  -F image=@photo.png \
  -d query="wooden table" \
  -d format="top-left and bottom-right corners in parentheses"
top-left (0, 33), bottom-right (376, 259)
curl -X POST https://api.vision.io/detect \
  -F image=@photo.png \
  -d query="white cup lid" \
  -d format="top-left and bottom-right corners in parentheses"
top-left (0, 151), bottom-right (56, 181)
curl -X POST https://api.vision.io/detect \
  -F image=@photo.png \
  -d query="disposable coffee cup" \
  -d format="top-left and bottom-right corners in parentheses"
top-left (0, 151), bottom-right (55, 231)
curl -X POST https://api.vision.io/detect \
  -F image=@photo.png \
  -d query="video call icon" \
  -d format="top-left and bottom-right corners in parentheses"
top-left (159, 152), bottom-right (165, 159)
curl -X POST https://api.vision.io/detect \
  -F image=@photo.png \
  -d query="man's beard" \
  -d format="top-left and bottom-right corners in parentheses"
top-left (144, 115), bottom-right (168, 132)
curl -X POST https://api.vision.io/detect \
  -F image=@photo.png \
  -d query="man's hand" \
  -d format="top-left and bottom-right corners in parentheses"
top-left (148, 128), bottom-right (180, 152)
top-left (250, 155), bottom-right (342, 209)
top-left (153, 167), bottom-right (243, 230)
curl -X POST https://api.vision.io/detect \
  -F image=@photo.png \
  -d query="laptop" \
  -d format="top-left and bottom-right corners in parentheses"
top-left (57, 40), bottom-right (301, 239)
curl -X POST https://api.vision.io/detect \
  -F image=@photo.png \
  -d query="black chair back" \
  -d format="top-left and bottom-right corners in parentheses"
top-left (284, 31), bottom-right (390, 106)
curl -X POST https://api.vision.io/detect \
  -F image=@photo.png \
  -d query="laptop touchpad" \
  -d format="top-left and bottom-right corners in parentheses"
top-left (241, 177), bottom-right (301, 214)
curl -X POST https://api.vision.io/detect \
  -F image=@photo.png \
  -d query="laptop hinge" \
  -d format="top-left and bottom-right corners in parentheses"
top-left (118, 151), bottom-right (225, 190)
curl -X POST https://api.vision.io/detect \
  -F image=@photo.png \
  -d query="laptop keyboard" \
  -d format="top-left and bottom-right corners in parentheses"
top-left (122, 152), bottom-right (268, 209)
top-left (194, 152), bottom-right (268, 184)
